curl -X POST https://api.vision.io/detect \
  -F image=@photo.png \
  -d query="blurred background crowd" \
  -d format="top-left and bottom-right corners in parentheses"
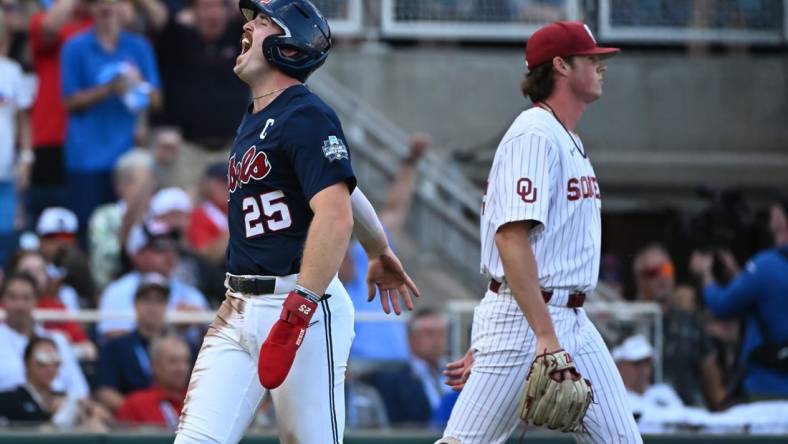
top-left (0, 0), bottom-right (787, 438)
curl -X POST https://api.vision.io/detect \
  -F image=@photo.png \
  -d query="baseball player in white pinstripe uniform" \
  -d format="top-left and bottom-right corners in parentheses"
top-left (436, 21), bottom-right (642, 444)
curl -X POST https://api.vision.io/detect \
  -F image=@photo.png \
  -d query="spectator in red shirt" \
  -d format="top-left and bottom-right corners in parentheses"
top-left (115, 334), bottom-right (191, 429)
top-left (36, 207), bottom-right (97, 308)
top-left (6, 249), bottom-right (90, 350)
top-left (27, 0), bottom-right (91, 222)
top-left (187, 162), bottom-right (227, 266)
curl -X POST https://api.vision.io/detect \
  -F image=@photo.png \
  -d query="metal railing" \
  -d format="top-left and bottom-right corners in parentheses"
top-left (446, 299), bottom-right (664, 381)
top-left (380, 0), bottom-right (581, 41)
top-left (308, 71), bottom-right (486, 288)
top-left (0, 308), bottom-right (407, 324)
top-left (313, 0), bottom-right (364, 36)
top-left (314, 0), bottom-right (788, 44)
top-left (598, 0), bottom-right (787, 44)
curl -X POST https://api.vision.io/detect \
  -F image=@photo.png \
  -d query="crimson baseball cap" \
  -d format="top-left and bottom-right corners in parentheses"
top-left (525, 21), bottom-right (620, 70)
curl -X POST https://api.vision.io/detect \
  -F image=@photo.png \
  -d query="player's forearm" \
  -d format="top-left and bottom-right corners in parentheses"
top-left (17, 110), bottom-right (32, 152)
top-left (41, 0), bottom-right (80, 44)
top-left (299, 184), bottom-right (354, 295)
top-left (379, 161), bottom-right (418, 232)
top-left (495, 222), bottom-right (557, 339)
top-left (64, 84), bottom-right (115, 112)
top-left (701, 353), bottom-right (727, 411)
top-left (196, 232), bottom-right (229, 264)
top-left (133, 0), bottom-right (168, 31)
top-left (149, 89), bottom-right (163, 111)
top-left (350, 188), bottom-right (388, 257)
top-left (95, 387), bottom-right (124, 413)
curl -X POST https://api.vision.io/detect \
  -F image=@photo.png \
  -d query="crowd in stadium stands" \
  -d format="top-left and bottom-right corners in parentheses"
top-left (1, 0), bottom-right (787, 434)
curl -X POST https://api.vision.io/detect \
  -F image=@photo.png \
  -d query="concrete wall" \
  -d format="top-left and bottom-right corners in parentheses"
top-left (320, 45), bottom-right (788, 195)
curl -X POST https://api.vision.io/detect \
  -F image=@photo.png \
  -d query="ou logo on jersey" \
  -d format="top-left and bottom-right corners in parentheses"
top-left (517, 178), bottom-right (538, 203)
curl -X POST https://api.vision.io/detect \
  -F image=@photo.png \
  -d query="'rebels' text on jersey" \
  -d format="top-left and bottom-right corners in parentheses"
top-left (226, 85), bottom-right (356, 277)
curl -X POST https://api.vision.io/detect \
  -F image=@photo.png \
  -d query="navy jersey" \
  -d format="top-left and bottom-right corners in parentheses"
top-left (226, 85), bottom-right (356, 276)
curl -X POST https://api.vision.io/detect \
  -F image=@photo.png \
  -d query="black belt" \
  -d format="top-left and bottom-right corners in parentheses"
top-left (227, 275), bottom-right (277, 295)
top-left (489, 279), bottom-right (586, 308)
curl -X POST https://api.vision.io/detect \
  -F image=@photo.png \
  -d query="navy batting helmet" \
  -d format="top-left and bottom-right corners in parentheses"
top-left (238, 0), bottom-right (331, 82)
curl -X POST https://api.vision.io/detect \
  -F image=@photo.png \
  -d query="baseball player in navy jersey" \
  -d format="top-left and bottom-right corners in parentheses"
top-left (174, 1), bottom-right (419, 443)
top-left (436, 21), bottom-right (641, 444)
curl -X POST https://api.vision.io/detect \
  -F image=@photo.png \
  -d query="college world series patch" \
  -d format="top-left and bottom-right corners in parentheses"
top-left (322, 136), bottom-right (349, 162)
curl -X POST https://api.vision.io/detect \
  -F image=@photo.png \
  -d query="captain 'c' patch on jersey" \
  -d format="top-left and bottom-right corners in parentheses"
top-left (228, 145), bottom-right (271, 194)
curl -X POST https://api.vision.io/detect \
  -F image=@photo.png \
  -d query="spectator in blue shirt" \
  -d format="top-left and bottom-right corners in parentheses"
top-left (60, 0), bottom-right (162, 234)
top-left (367, 308), bottom-right (453, 426)
top-left (95, 272), bottom-right (169, 413)
top-left (691, 198), bottom-right (788, 399)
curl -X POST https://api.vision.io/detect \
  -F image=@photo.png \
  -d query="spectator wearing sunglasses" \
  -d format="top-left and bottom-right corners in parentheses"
top-left (0, 337), bottom-right (63, 424)
top-left (0, 272), bottom-right (89, 400)
top-left (0, 336), bottom-right (111, 428)
top-left (633, 244), bottom-right (726, 410)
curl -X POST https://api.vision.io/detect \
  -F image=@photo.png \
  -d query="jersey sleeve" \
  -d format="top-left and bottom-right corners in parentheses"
top-left (703, 253), bottom-right (765, 319)
top-left (6, 63), bottom-right (33, 110)
top-left (29, 13), bottom-right (56, 57)
top-left (136, 37), bottom-right (161, 90)
top-left (489, 132), bottom-right (557, 233)
top-left (285, 106), bottom-right (356, 202)
top-left (60, 39), bottom-right (82, 98)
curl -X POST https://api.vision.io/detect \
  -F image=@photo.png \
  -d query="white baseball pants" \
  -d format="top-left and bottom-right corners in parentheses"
top-left (175, 275), bottom-right (354, 444)
top-left (439, 287), bottom-right (642, 444)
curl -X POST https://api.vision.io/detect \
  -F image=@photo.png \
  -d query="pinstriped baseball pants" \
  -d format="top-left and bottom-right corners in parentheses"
top-left (175, 277), bottom-right (354, 444)
top-left (440, 289), bottom-right (642, 444)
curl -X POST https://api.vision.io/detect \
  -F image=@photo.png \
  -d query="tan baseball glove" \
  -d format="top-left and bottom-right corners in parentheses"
top-left (518, 349), bottom-right (593, 432)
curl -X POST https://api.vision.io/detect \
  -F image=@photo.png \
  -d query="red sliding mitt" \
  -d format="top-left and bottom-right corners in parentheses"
top-left (258, 289), bottom-right (318, 389)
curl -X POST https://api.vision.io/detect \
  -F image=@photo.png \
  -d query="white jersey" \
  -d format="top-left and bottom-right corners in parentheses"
top-left (441, 106), bottom-right (641, 444)
top-left (480, 106), bottom-right (602, 293)
top-left (0, 57), bottom-right (34, 181)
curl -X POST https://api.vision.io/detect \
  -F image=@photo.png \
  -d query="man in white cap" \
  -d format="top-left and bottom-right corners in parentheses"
top-left (97, 220), bottom-right (208, 337)
top-left (148, 187), bottom-right (193, 238)
top-left (612, 335), bottom-right (683, 420)
top-left (35, 206), bottom-right (96, 308)
top-left (148, 186), bottom-right (225, 304)
top-left (36, 207), bottom-right (79, 262)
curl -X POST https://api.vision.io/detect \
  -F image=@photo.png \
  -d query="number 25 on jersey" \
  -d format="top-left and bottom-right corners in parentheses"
top-left (243, 190), bottom-right (292, 238)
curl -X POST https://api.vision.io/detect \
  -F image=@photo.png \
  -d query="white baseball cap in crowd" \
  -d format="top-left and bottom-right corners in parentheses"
top-left (149, 187), bottom-right (193, 217)
top-left (36, 207), bottom-right (78, 237)
top-left (126, 219), bottom-right (178, 256)
top-left (135, 272), bottom-right (171, 300)
top-left (611, 334), bottom-right (654, 363)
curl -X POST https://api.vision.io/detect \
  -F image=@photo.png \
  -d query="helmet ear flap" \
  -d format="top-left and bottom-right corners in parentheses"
top-left (262, 34), bottom-right (328, 82)
top-left (245, 0), bottom-right (331, 82)
top-left (262, 34), bottom-right (276, 66)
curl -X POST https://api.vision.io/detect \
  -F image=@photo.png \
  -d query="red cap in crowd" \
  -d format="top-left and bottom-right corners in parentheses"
top-left (525, 21), bottom-right (620, 70)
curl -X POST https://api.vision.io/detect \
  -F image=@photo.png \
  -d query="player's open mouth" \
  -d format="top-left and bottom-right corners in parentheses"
top-left (240, 33), bottom-right (252, 55)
